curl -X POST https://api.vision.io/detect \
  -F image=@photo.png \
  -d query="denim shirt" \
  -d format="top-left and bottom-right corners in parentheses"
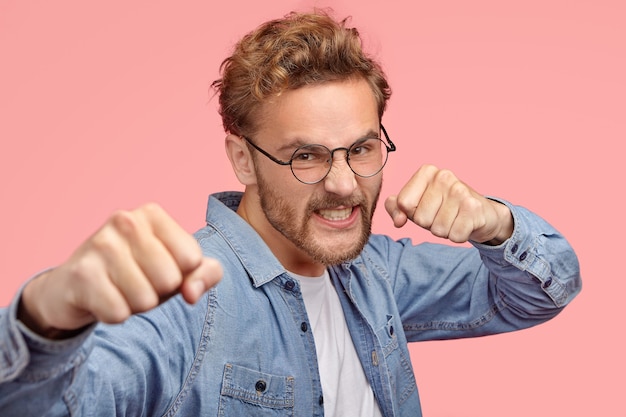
top-left (0, 191), bottom-right (582, 416)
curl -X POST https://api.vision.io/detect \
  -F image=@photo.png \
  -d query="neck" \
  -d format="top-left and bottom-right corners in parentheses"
top-left (236, 191), bottom-right (326, 277)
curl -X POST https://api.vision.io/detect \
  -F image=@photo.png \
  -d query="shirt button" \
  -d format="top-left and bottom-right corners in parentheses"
top-left (511, 243), bottom-right (519, 254)
top-left (519, 251), bottom-right (528, 261)
top-left (255, 380), bottom-right (267, 392)
top-left (542, 277), bottom-right (553, 288)
top-left (301, 322), bottom-right (308, 332)
top-left (319, 395), bottom-right (324, 405)
top-left (389, 325), bottom-right (394, 336)
top-left (284, 280), bottom-right (295, 291)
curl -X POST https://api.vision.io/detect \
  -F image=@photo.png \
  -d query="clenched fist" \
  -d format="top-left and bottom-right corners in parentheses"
top-left (385, 165), bottom-right (514, 245)
top-left (18, 203), bottom-right (223, 339)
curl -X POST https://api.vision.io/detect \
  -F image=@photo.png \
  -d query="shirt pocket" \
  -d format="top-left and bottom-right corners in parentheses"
top-left (218, 363), bottom-right (294, 417)
top-left (377, 315), bottom-right (416, 406)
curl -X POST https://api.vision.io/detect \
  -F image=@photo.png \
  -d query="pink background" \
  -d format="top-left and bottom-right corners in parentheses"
top-left (1, 1), bottom-right (624, 415)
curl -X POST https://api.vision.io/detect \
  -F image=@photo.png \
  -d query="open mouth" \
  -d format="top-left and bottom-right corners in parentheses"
top-left (317, 207), bottom-right (354, 221)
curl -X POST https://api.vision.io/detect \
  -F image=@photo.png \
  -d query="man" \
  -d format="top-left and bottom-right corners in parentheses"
top-left (0, 10), bottom-right (581, 416)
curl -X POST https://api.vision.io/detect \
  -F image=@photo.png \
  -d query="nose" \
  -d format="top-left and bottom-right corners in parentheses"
top-left (323, 151), bottom-right (357, 196)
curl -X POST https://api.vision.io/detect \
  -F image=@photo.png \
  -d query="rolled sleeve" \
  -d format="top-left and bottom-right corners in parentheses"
top-left (474, 199), bottom-right (582, 308)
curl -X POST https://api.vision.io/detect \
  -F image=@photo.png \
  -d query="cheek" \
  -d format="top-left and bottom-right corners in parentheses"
top-left (359, 176), bottom-right (383, 199)
top-left (261, 175), bottom-right (313, 214)
top-left (277, 182), bottom-right (313, 204)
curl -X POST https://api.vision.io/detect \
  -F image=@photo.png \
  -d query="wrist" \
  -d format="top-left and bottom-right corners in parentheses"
top-left (482, 201), bottom-right (514, 245)
top-left (18, 272), bottom-right (85, 340)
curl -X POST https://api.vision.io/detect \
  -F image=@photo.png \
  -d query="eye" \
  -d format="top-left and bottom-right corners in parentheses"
top-left (292, 145), bottom-right (328, 163)
top-left (350, 146), bottom-right (367, 156)
top-left (350, 138), bottom-right (378, 157)
top-left (293, 151), bottom-right (315, 162)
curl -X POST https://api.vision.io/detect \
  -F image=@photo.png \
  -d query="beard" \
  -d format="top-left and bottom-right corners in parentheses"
top-left (256, 170), bottom-right (380, 266)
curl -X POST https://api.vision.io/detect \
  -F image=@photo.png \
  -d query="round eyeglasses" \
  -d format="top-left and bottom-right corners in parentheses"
top-left (242, 125), bottom-right (396, 184)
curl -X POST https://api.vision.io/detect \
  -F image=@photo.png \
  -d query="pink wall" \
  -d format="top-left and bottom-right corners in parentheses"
top-left (1, 1), bottom-right (623, 415)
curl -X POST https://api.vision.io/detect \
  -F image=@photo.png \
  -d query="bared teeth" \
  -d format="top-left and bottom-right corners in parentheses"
top-left (318, 207), bottom-right (352, 220)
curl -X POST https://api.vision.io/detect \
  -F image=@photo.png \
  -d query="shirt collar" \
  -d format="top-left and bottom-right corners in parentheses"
top-left (204, 191), bottom-right (287, 288)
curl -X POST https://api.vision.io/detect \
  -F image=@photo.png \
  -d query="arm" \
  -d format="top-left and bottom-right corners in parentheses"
top-left (383, 165), bottom-right (581, 340)
top-left (18, 204), bottom-right (221, 339)
top-left (0, 288), bottom-right (210, 416)
top-left (0, 203), bottom-right (222, 415)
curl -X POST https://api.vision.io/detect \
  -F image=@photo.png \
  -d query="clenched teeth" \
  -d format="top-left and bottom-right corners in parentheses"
top-left (318, 207), bottom-right (353, 220)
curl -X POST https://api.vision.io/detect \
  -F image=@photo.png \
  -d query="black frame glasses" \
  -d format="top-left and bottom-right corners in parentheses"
top-left (242, 125), bottom-right (396, 184)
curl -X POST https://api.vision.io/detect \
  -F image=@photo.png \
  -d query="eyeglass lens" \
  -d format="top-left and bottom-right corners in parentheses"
top-left (290, 138), bottom-right (388, 184)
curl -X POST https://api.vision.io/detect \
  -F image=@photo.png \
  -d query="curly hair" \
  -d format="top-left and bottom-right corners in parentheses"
top-left (211, 10), bottom-right (392, 136)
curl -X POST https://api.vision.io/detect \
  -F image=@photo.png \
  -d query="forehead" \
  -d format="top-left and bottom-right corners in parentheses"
top-left (255, 78), bottom-right (380, 145)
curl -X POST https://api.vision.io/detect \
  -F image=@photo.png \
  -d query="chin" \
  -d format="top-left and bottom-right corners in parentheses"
top-left (305, 235), bottom-right (369, 266)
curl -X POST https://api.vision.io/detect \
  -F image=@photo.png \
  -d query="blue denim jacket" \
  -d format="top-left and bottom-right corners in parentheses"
top-left (0, 191), bottom-right (581, 416)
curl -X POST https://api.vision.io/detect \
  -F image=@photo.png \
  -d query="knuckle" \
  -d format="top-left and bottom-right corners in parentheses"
top-left (449, 224), bottom-right (471, 243)
top-left (130, 290), bottom-right (159, 313)
top-left (139, 202), bottom-right (165, 220)
top-left (395, 194), bottom-right (414, 213)
top-left (429, 223), bottom-right (448, 238)
top-left (89, 228), bottom-right (122, 257)
top-left (155, 272), bottom-right (183, 295)
top-left (460, 196), bottom-right (482, 212)
top-left (435, 168), bottom-right (457, 185)
top-left (412, 211), bottom-right (431, 229)
top-left (110, 210), bottom-right (140, 237)
top-left (449, 180), bottom-right (469, 199)
top-left (419, 164), bottom-right (438, 175)
top-left (66, 253), bottom-right (100, 284)
top-left (448, 232), bottom-right (465, 243)
top-left (179, 245), bottom-right (203, 270)
top-left (100, 307), bottom-right (132, 325)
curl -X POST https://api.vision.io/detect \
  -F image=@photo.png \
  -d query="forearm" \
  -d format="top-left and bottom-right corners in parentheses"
top-left (388, 200), bottom-right (581, 341)
top-left (0, 282), bottom-right (95, 415)
top-left (2, 279), bottom-right (211, 415)
top-left (18, 269), bottom-right (93, 340)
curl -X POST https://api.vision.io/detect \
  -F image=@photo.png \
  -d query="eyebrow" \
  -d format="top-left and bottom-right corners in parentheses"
top-left (274, 129), bottom-right (381, 153)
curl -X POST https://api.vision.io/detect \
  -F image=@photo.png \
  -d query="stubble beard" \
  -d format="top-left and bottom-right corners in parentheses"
top-left (256, 172), bottom-right (380, 266)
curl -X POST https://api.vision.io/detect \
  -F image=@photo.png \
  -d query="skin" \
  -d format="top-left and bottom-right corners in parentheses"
top-left (19, 204), bottom-right (223, 339)
top-left (226, 79), bottom-right (383, 276)
top-left (18, 77), bottom-right (513, 339)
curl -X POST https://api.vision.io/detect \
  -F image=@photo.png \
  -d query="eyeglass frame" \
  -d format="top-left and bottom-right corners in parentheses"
top-left (241, 124), bottom-right (396, 184)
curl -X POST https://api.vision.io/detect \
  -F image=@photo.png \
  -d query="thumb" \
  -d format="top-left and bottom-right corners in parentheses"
top-left (180, 257), bottom-right (223, 304)
top-left (384, 195), bottom-right (408, 228)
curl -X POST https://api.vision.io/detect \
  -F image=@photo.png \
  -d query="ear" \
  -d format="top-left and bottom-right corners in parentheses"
top-left (225, 134), bottom-right (257, 185)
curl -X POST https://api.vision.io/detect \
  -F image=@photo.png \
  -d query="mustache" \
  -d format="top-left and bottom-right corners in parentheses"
top-left (307, 195), bottom-right (368, 212)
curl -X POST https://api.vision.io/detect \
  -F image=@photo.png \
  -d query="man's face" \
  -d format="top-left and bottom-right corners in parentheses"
top-left (246, 78), bottom-right (383, 270)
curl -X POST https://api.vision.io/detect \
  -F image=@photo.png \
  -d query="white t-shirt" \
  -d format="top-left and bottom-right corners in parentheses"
top-left (290, 270), bottom-right (383, 417)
